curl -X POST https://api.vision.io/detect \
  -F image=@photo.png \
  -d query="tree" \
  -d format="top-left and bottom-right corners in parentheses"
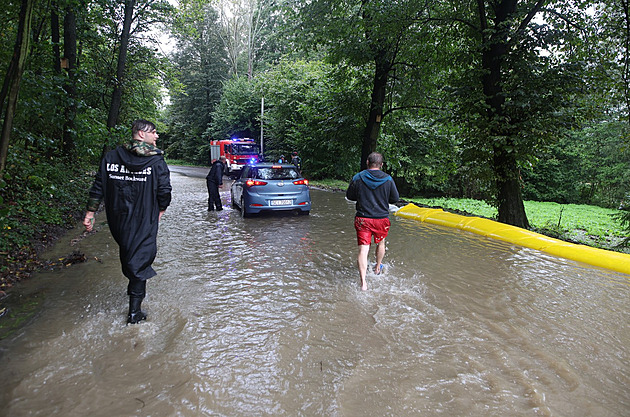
top-left (51, 1), bottom-right (62, 74)
top-left (216, 0), bottom-right (278, 78)
top-left (0, 0), bottom-right (35, 176)
top-left (208, 75), bottom-right (261, 141)
top-left (0, 0), bottom-right (171, 174)
top-left (593, 0), bottom-right (630, 125)
top-left (106, 0), bottom-right (136, 129)
top-left (105, 0), bottom-right (174, 131)
top-left (164, 0), bottom-right (229, 163)
top-left (593, 0), bottom-right (630, 244)
top-left (477, 0), bottom-right (543, 228)
top-left (293, 0), bottom-right (441, 170)
top-left (444, 0), bottom-right (588, 228)
top-left (62, 4), bottom-right (78, 155)
top-left (209, 60), bottom-right (367, 178)
top-left (378, 112), bottom-right (459, 197)
top-left (258, 60), bottom-right (367, 178)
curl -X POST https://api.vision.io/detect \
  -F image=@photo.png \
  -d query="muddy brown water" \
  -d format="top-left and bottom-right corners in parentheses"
top-left (0, 168), bottom-right (628, 416)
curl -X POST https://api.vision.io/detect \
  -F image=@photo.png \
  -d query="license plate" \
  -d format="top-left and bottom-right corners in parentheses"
top-left (271, 199), bottom-right (292, 206)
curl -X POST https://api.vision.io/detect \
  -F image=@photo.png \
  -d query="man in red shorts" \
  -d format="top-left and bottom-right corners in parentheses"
top-left (346, 152), bottom-right (399, 290)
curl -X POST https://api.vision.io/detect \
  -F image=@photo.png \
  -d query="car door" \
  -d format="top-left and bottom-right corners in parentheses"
top-left (232, 166), bottom-right (250, 206)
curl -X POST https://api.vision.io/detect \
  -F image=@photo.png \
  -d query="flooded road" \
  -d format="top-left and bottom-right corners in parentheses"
top-left (0, 168), bottom-right (629, 416)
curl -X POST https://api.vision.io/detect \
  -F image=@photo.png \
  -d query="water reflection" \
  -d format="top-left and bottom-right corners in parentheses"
top-left (0, 172), bottom-right (628, 416)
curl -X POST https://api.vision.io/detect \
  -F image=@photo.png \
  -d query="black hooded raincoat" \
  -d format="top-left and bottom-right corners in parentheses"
top-left (87, 141), bottom-right (172, 281)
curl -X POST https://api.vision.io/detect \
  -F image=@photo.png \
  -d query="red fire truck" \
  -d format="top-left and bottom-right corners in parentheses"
top-left (210, 137), bottom-right (261, 177)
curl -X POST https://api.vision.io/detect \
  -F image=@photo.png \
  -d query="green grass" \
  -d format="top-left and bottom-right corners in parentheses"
top-left (309, 179), bottom-right (349, 190)
top-left (409, 197), bottom-right (626, 250)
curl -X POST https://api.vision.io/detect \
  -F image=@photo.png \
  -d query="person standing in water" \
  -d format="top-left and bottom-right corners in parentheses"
top-left (83, 119), bottom-right (172, 324)
top-left (206, 155), bottom-right (226, 211)
top-left (346, 152), bottom-right (399, 291)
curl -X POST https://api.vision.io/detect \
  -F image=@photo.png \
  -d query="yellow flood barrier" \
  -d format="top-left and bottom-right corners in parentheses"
top-left (395, 203), bottom-right (630, 275)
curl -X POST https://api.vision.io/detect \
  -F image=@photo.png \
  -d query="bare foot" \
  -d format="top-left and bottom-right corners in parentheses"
top-left (373, 264), bottom-right (383, 275)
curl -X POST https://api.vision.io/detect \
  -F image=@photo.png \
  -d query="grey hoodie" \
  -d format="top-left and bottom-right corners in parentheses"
top-left (346, 169), bottom-right (399, 219)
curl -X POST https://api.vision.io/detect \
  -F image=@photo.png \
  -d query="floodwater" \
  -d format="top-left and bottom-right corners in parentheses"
top-left (0, 168), bottom-right (628, 416)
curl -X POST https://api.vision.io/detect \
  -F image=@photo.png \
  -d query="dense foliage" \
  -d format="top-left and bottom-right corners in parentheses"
top-left (160, 2), bottom-right (228, 165)
top-left (0, 151), bottom-right (93, 250)
top-left (522, 121), bottom-right (630, 207)
top-left (0, 150), bottom-right (94, 285)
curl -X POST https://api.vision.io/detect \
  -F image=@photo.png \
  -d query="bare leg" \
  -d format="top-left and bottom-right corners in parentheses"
top-left (373, 239), bottom-right (386, 274)
top-left (357, 244), bottom-right (370, 291)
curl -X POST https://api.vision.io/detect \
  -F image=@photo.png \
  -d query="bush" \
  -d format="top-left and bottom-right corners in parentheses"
top-left (0, 149), bottom-right (94, 254)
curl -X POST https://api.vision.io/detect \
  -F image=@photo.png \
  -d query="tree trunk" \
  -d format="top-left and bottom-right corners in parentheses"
top-left (62, 7), bottom-right (77, 155)
top-left (106, 0), bottom-right (136, 129)
top-left (49, 2), bottom-right (63, 158)
top-left (494, 146), bottom-right (529, 228)
top-left (51, 2), bottom-right (61, 74)
top-left (360, 57), bottom-right (388, 170)
top-left (0, 0), bottom-right (35, 176)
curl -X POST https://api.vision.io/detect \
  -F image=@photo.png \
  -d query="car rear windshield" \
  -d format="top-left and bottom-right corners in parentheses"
top-left (255, 167), bottom-right (300, 180)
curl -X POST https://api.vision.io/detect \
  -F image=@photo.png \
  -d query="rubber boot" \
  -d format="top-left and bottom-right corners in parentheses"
top-left (127, 296), bottom-right (147, 324)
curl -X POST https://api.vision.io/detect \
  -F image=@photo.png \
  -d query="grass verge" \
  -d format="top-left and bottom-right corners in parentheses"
top-left (309, 179), bottom-right (349, 192)
top-left (409, 197), bottom-right (627, 251)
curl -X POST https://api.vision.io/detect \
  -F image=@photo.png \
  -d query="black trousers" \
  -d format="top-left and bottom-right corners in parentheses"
top-left (127, 279), bottom-right (146, 298)
top-left (206, 180), bottom-right (222, 209)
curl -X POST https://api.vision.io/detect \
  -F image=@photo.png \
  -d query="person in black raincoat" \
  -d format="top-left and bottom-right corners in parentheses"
top-left (206, 155), bottom-right (226, 211)
top-left (83, 119), bottom-right (172, 324)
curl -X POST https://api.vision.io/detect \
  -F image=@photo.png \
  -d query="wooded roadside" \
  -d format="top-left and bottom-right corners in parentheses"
top-left (1, 176), bottom-right (627, 300)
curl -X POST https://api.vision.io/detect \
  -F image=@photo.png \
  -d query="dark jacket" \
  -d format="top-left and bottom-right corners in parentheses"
top-left (291, 155), bottom-right (301, 170)
top-left (87, 141), bottom-right (172, 280)
top-left (206, 160), bottom-right (225, 185)
top-left (346, 169), bottom-right (399, 219)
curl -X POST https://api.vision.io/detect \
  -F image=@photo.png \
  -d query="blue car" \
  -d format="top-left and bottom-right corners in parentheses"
top-left (231, 163), bottom-right (311, 217)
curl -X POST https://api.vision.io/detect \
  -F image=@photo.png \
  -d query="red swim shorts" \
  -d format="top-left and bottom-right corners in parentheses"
top-left (354, 217), bottom-right (391, 246)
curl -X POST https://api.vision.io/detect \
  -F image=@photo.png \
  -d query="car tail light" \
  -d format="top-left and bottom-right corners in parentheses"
top-left (298, 202), bottom-right (308, 205)
top-left (272, 165), bottom-right (282, 169)
top-left (293, 179), bottom-right (309, 185)
top-left (246, 179), bottom-right (267, 187)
